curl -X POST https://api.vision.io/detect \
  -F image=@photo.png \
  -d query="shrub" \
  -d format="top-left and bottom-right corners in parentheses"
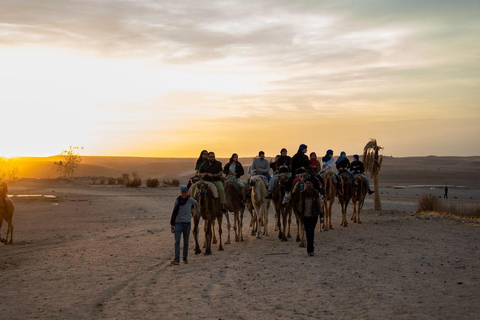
top-left (99, 178), bottom-right (106, 185)
top-left (108, 177), bottom-right (116, 185)
top-left (418, 194), bottom-right (439, 212)
top-left (171, 179), bottom-right (180, 187)
top-left (418, 194), bottom-right (480, 219)
top-left (127, 178), bottom-right (142, 188)
top-left (116, 177), bottom-right (124, 185)
top-left (92, 178), bottom-right (97, 185)
top-left (146, 178), bottom-right (160, 188)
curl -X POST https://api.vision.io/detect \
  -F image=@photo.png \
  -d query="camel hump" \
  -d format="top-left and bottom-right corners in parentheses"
top-left (251, 175), bottom-right (268, 189)
top-left (205, 181), bottom-right (219, 198)
top-left (226, 180), bottom-right (242, 194)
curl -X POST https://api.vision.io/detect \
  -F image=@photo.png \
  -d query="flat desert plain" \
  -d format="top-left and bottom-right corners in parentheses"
top-left (1, 156), bottom-right (480, 319)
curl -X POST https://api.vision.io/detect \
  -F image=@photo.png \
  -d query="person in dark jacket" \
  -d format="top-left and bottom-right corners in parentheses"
top-left (266, 148), bottom-right (292, 199)
top-left (300, 178), bottom-right (324, 256)
top-left (335, 151), bottom-right (356, 182)
top-left (223, 153), bottom-right (246, 203)
top-left (170, 186), bottom-right (199, 265)
top-left (191, 151), bottom-right (228, 214)
top-left (282, 144), bottom-right (309, 204)
top-left (350, 154), bottom-right (374, 195)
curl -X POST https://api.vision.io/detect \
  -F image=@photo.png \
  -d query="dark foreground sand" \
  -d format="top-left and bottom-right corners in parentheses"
top-left (1, 179), bottom-right (479, 319)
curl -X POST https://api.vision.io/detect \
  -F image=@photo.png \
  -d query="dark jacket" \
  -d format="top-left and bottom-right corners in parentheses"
top-left (223, 161), bottom-right (244, 178)
top-left (276, 155), bottom-right (292, 173)
top-left (300, 188), bottom-right (324, 218)
top-left (336, 158), bottom-right (350, 171)
top-left (290, 152), bottom-right (309, 175)
top-left (199, 160), bottom-right (223, 181)
top-left (350, 160), bottom-right (365, 174)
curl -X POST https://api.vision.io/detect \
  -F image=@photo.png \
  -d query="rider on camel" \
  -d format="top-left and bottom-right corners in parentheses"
top-left (223, 153), bottom-right (247, 204)
top-left (266, 148), bottom-right (291, 199)
top-left (350, 154), bottom-right (374, 195)
top-left (282, 144), bottom-right (309, 204)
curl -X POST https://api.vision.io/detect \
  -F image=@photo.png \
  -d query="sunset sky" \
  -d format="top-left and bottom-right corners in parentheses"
top-left (1, 0), bottom-right (479, 158)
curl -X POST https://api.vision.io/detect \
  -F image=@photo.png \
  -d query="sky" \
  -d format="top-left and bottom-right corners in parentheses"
top-left (0, 0), bottom-right (479, 158)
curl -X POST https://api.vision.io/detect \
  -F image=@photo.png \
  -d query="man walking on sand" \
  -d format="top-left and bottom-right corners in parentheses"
top-left (170, 186), bottom-right (199, 265)
top-left (300, 178), bottom-right (324, 257)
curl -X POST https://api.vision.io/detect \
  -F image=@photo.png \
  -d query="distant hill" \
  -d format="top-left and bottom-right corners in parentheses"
top-left (9, 155), bottom-right (480, 188)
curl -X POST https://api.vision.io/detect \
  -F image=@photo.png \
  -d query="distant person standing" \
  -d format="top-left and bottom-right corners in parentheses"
top-left (444, 185), bottom-right (448, 199)
top-left (170, 186), bottom-right (199, 265)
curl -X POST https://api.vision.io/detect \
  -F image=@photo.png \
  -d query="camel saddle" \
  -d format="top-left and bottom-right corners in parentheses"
top-left (192, 181), bottom-right (219, 199)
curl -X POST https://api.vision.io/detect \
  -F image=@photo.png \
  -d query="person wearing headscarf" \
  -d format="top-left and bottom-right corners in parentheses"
top-left (350, 154), bottom-right (374, 195)
top-left (309, 152), bottom-right (321, 174)
top-left (321, 149), bottom-right (335, 173)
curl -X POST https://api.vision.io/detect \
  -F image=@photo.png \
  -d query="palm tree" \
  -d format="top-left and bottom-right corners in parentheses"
top-left (363, 139), bottom-right (383, 210)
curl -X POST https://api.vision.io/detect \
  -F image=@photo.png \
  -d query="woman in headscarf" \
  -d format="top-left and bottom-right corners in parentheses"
top-left (223, 153), bottom-right (246, 203)
top-left (309, 152), bottom-right (321, 174)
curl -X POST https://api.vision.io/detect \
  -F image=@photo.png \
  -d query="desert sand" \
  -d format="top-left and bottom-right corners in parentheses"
top-left (1, 157), bottom-right (479, 319)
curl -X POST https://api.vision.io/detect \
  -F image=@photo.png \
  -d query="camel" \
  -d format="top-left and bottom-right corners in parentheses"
top-left (290, 173), bottom-right (308, 247)
top-left (351, 174), bottom-right (368, 223)
top-left (225, 181), bottom-right (245, 243)
top-left (250, 175), bottom-right (269, 239)
top-left (272, 173), bottom-right (293, 241)
top-left (337, 172), bottom-right (354, 227)
top-left (192, 181), bottom-right (224, 255)
top-left (0, 196), bottom-right (14, 245)
top-left (322, 171), bottom-right (337, 231)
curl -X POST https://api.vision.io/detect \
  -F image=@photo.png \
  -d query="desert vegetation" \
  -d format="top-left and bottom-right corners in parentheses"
top-left (0, 158), bottom-right (19, 180)
top-left (162, 179), bottom-right (180, 187)
top-left (52, 146), bottom-right (83, 180)
top-left (418, 193), bottom-right (480, 219)
top-left (146, 178), bottom-right (160, 188)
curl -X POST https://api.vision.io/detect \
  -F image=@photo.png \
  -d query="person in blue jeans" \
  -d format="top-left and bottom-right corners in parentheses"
top-left (170, 186), bottom-right (199, 265)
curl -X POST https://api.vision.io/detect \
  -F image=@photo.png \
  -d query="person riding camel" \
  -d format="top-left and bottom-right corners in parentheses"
top-left (282, 144), bottom-right (309, 205)
top-left (350, 154), bottom-right (374, 195)
top-left (335, 151), bottom-right (356, 183)
top-left (187, 150), bottom-right (208, 189)
top-left (223, 153), bottom-right (247, 205)
top-left (251, 151), bottom-right (271, 182)
top-left (309, 152), bottom-right (321, 174)
top-left (191, 151), bottom-right (228, 215)
top-left (266, 148), bottom-right (292, 199)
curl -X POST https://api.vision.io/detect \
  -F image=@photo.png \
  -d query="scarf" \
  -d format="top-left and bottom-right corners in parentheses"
top-left (336, 156), bottom-right (346, 164)
top-left (322, 155), bottom-right (331, 163)
top-left (170, 195), bottom-right (190, 226)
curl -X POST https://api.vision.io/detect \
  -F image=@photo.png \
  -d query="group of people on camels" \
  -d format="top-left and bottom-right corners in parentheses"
top-left (186, 144), bottom-right (374, 213)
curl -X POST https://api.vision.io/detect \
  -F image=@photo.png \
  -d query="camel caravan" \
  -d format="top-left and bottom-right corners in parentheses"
top-left (185, 140), bottom-right (382, 256)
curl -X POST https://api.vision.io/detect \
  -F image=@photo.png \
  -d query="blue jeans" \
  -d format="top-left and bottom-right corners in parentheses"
top-left (174, 222), bottom-right (191, 260)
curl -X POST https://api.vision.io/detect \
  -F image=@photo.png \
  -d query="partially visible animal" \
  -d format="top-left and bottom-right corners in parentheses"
top-left (351, 174), bottom-right (368, 223)
top-left (225, 181), bottom-right (245, 243)
top-left (337, 173), bottom-right (354, 227)
top-left (290, 172), bottom-right (309, 247)
top-left (0, 197), bottom-right (14, 245)
top-left (192, 181), bottom-right (224, 255)
top-left (322, 171), bottom-right (337, 231)
top-left (272, 173), bottom-right (293, 241)
top-left (250, 175), bottom-right (269, 239)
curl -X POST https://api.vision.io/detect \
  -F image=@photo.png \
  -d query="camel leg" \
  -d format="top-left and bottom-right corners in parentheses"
top-left (239, 209), bottom-right (244, 242)
top-left (263, 204), bottom-right (269, 236)
top-left (0, 219), bottom-right (3, 243)
top-left (276, 205), bottom-right (282, 240)
top-left (351, 201), bottom-right (356, 222)
top-left (8, 223), bottom-right (13, 244)
top-left (193, 216), bottom-right (201, 254)
top-left (233, 210), bottom-right (239, 242)
top-left (218, 216), bottom-right (224, 251)
top-left (281, 208), bottom-right (288, 241)
top-left (287, 209), bottom-right (292, 238)
top-left (212, 219), bottom-right (217, 245)
top-left (225, 212), bottom-right (232, 244)
top-left (203, 221), bottom-right (207, 248)
top-left (255, 203), bottom-right (263, 239)
top-left (295, 213), bottom-right (301, 242)
top-left (205, 219), bottom-right (213, 255)
top-left (358, 201), bottom-right (364, 224)
top-left (329, 201), bottom-right (334, 230)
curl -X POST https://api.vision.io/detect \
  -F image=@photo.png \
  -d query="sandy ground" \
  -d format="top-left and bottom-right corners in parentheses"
top-left (1, 179), bottom-right (479, 319)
